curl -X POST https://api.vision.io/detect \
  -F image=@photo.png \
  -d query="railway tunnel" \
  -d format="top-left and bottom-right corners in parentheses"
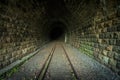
top-left (0, 0), bottom-right (120, 80)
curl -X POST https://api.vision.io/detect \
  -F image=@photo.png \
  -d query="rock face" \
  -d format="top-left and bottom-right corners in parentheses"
top-left (0, 0), bottom-right (120, 77)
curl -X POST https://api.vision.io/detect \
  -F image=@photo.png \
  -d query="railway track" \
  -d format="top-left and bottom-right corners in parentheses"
top-left (7, 42), bottom-right (118, 80)
top-left (36, 43), bottom-right (80, 80)
top-left (35, 44), bottom-right (56, 80)
top-left (61, 44), bottom-right (79, 80)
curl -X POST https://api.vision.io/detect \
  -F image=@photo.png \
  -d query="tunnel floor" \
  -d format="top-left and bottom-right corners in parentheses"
top-left (7, 42), bottom-right (120, 80)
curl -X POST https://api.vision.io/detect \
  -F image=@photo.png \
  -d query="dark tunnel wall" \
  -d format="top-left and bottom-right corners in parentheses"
top-left (67, 0), bottom-right (120, 76)
top-left (0, 0), bottom-right (48, 70)
top-left (0, 0), bottom-right (120, 76)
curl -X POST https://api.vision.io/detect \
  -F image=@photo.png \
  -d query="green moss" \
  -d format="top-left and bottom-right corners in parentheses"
top-left (0, 49), bottom-right (38, 79)
top-left (0, 64), bottom-right (20, 80)
top-left (7, 67), bottom-right (18, 77)
top-left (79, 42), bottom-right (94, 58)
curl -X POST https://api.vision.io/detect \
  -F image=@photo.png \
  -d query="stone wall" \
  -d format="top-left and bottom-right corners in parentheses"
top-left (0, 1), bottom-right (47, 70)
top-left (67, 0), bottom-right (120, 76)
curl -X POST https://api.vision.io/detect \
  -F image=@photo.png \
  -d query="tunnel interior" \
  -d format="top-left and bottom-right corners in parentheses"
top-left (48, 22), bottom-right (66, 41)
top-left (0, 0), bottom-right (120, 78)
top-left (49, 27), bottom-right (65, 41)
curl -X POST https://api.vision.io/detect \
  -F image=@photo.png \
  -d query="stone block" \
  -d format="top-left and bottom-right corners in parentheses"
top-left (113, 46), bottom-right (120, 53)
top-left (0, 62), bottom-right (3, 69)
top-left (116, 62), bottom-right (120, 69)
top-left (103, 50), bottom-right (108, 56)
top-left (6, 47), bottom-right (13, 53)
top-left (104, 23), bottom-right (110, 28)
top-left (107, 51), bottom-right (114, 58)
top-left (117, 6), bottom-right (120, 17)
top-left (17, 50), bottom-right (22, 55)
top-left (93, 51), bottom-right (99, 58)
top-left (12, 51), bottom-right (17, 57)
top-left (98, 54), bottom-right (104, 61)
top-left (116, 25), bottom-right (120, 31)
top-left (98, 39), bottom-right (102, 43)
top-left (106, 33), bottom-right (113, 39)
top-left (103, 56), bottom-right (109, 65)
top-left (0, 55), bottom-right (4, 61)
top-left (4, 54), bottom-right (11, 60)
top-left (9, 58), bottom-right (14, 63)
top-left (114, 53), bottom-right (120, 61)
top-left (109, 58), bottom-right (117, 67)
top-left (109, 39), bottom-right (116, 45)
top-left (107, 26), bottom-right (116, 32)
top-left (22, 48), bottom-right (27, 54)
top-left (0, 49), bottom-right (7, 54)
top-left (112, 19), bottom-right (120, 25)
top-left (113, 33), bottom-right (119, 39)
top-left (106, 45), bottom-right (113, 51)
top-left (102, 39), bottom-right (108, 44)
top-left (99, 44), bottom-right (107, 50)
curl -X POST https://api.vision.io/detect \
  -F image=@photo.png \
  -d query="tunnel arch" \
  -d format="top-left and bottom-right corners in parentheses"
top-left (41, 19), bottom-right (69, 41)
top-left (43, 18), bottom-right (69, 32)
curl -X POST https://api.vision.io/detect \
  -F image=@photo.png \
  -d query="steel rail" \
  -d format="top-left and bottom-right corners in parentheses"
top-left (36, 44), bottom-right (56, 80)
top-left (61, 44), bottom-right (80, 80)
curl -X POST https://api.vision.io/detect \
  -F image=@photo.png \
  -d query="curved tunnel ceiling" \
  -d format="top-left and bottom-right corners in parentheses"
top-left (37, 0), bottom-right (99, 32)
top-left (1, 0), bottom-right (117, 39)
top-left (3, 0), bottom-right (99, 27)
